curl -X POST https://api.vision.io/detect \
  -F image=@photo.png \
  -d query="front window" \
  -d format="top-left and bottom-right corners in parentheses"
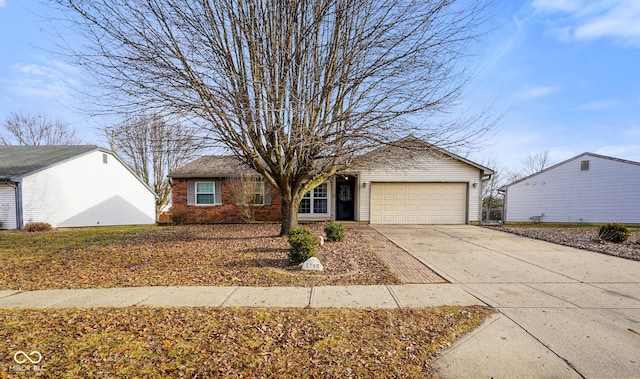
top-left (196, 182), bottom-right (215, 205)
top-left (299, 183), bottom-right (328, 214)
top-left (251, 182), bottom-right (264, 205)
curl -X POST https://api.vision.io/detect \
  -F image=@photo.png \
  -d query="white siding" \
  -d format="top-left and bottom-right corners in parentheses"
top-left (22, 151), bottom-right (156, 227)
top-left (504, 154), bottom-right (640, 223)
top-left (0, 184), bottom-right (17, 229)
top-left (357, 153), bottom-right (483, 223)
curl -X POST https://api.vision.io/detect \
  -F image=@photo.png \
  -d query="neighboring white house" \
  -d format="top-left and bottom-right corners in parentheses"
top-left (0, 145), bottom-right (157, 229)
top-left (501, 152), bottom-right (640, 224)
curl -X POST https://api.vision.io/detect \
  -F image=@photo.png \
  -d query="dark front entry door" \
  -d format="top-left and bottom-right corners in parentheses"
top-left (336, 181), bottom-right (355, 220)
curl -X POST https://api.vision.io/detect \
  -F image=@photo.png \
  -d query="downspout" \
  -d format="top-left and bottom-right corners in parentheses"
top-left (4, 179), bottom-right (23, 230)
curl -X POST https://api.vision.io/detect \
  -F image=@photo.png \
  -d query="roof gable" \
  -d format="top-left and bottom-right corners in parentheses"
top-left (353, 135), bottom-right (494, 175)
top-left (502, 152), bottom-right (640, 190)
top-left (0, 145), bottom-right (99, 180)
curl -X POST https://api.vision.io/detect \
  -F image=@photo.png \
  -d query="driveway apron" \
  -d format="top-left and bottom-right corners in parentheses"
top-left (374, 225), bottom-right (640, 379)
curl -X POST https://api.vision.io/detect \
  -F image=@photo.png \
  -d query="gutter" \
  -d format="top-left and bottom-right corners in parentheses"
top-left (3, 179), bottom-right (23, 230)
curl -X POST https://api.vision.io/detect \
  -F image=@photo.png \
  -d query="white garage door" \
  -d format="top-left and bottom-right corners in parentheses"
top-left (370, 183), bottom-right (467, 224)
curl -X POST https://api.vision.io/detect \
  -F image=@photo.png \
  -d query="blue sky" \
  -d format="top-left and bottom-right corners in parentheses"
top-left (1, 0), bottom-right (639, 174)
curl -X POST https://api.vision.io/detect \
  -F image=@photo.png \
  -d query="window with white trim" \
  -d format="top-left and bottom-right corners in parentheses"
top-left (195, 182), bottom-right (216, 205)
top-left (298, 183), bottom-right (328, 214)
top-left (249, 182), bottom-right (265, 205)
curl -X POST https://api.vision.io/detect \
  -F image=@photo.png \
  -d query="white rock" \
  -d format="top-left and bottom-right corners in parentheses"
top-left (301, 257), bottom-right (324, 271)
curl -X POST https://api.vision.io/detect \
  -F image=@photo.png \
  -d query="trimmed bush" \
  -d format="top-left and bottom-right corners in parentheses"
top-left (287, 227), bottom-right (317, 263)
top-left (598, 223), bottom-right (629, 243)
top-left (24, 222), bottom-right (53, 232)
top-left (324, 222), bottom-right (346, 242)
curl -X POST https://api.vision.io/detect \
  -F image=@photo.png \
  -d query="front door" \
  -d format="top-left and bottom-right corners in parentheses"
top-left (336, 180), bottom-right (355, 220)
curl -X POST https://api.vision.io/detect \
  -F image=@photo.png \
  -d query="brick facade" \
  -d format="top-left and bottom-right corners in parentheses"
top-left (170, 178), bottom-right (282, 223)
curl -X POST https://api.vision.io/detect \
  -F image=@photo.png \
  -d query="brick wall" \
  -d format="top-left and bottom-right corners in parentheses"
top-left (170, 178), bottom-right (282, 223)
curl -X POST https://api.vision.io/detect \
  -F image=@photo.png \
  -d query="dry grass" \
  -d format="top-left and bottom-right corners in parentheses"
top-left (0, 224), bottom-right (399, 290)
top-left (0, 306), bottom-right (493, 378)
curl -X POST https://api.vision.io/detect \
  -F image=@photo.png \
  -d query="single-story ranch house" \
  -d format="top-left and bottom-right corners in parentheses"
top-left (0, 145), bottom-right (157, 229)
top-left (500, 152), bottom-right (640, 224)
top-left (169, 138), bottom-right (494, 225)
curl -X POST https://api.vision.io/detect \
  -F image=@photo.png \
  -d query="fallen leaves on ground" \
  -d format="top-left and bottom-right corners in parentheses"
top-left (0, 224), bottom-right (399, 290)
top-left (0, 306), bottom-right (493, 378)
top-left (489, 225), bottom-right (640, 261)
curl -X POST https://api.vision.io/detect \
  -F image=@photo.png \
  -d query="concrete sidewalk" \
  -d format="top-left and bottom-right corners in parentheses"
top-left (0, 284), bottom-right (482, 309)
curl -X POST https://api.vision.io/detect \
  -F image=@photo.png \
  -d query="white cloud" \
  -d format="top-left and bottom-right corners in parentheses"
top-left (530, 0), bottom-right (640, 46)
top-left (597, 145), bottom-right (626, 156)
top-left (15, 64), bottom-right (48, 76)
top-left (596, 145), bottom-right (640, 161)
top-left (2, 59), bottom-right (79, 100)
top-left (573, 100), bottom-right (617, 111)
top-left (514, 85), bottom-right (557, 100)
top-left (531, 0), bottom-right (582, 13)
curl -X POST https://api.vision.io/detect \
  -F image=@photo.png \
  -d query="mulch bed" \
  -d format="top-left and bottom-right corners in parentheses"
top-left (0, 223), bottom-right (400, 290)
top-left (488, 225), bottom-right (640, 261)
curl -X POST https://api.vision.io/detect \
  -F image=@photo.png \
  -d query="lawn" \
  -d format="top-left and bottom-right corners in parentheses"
top-left (0, 306), bottom-right (493, 378)
top-left (0, 223), bottom-right (399, 290)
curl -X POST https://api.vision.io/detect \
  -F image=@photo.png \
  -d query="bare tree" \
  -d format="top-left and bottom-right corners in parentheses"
top-left (227, 174), bottom-right (265, 222)
top-left (1, 111), bottom-right (80, 145)
top-left (508, 150), bottom-right (553, 182)
top-left (54, 0), bottom-right (494, 234)
top-left (106, 113), bottom-right (202, 215)
top-left (523, 150), bottom-right (551, 176)
top-left (480, 157), bottom-right (504, 223)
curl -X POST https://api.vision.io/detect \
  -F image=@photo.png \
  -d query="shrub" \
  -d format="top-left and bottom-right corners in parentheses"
top-left (287, 227), bottom-right (317, 263)
top-left (598, 223), bottom-right (629, 243)
top-left (169, 207), bottom-right (188, 223)
top-left (0, 220), bottom-right (3, 229)
top-left (324, 222), bottom-right (346, 242)
top-left (24, 222), bottom-right (53, 232)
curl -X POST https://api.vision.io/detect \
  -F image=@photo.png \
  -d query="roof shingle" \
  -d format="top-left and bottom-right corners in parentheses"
top-left (0, 145), bottom-right (99, 180)
top-left (169, 155), bottom-right (259, 178)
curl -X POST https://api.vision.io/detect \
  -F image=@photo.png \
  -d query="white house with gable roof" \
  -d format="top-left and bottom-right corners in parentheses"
top-left (501, 152), bottom-right (640, 224)
top-left (0, 145), bottom-right (156, 229)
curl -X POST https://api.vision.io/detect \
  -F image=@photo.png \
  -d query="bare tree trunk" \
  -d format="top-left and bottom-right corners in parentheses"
top-left (280, 200), bottom-right (299, 236)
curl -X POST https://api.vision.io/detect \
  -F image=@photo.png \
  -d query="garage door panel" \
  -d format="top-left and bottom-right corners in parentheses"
top-left (370, 183), bottom-right (466, 225)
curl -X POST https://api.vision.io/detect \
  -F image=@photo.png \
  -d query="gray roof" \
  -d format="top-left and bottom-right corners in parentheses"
top-left (170, 136), bottom-right (494, 178)
top-left (0, 145), bottom-right (99, 180)
top-left (169, 155), bottom-right (259, 178)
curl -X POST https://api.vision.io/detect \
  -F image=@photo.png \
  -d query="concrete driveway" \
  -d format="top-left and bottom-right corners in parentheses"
top-left (374, 225), bottom-right (640, 379)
